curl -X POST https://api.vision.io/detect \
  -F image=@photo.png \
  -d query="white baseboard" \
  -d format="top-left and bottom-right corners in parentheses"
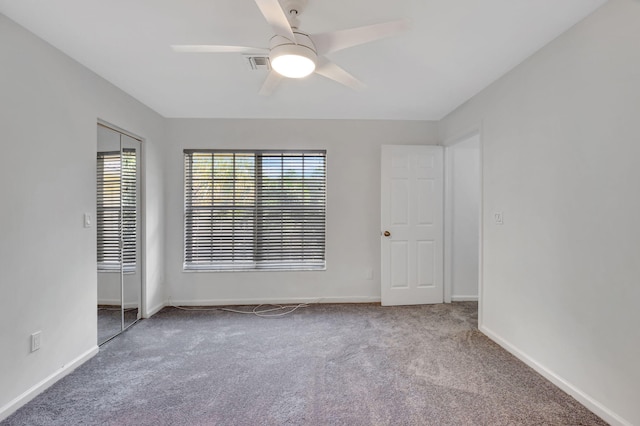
top-left (480, 325), bottom-right (631, 426)
top-left (0, 345), bottom-right (99, 422)
top-left (451, 295), bottom-right (479, 302)
top-left (168, 296), bottom-right (381, 307)
top-left (144, 301), bottom-right (165, 318)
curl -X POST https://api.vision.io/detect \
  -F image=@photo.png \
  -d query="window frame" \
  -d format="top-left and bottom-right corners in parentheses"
top-left (183, 149), bottom-right (327, 272)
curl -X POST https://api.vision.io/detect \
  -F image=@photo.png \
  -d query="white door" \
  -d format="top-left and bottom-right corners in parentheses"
top-left (381, 145), bottom-right (444, 306)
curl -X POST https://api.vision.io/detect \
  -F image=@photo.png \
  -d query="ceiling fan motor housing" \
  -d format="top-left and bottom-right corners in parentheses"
top-left (269, 32), bottom-right (317, 78)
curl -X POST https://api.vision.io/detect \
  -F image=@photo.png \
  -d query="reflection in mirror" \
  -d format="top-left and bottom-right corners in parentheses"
top-left (97, 124), bottom-right (141, 345)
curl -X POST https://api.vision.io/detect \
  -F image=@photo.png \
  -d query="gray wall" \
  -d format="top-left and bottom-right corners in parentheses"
top-left (0, 14), bottom-right (166, 418)
top-left (163, 119), bottom-right (438, 305)
top-left (440, 1), bottom-right (640, 424)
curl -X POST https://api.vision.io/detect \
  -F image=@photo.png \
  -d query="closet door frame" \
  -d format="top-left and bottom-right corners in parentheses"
top-left (97, 120), bottom-right (145, 344)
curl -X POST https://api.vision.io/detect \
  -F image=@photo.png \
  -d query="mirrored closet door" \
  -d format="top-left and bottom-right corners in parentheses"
top-left (97, 124), bottom-right (141, 345)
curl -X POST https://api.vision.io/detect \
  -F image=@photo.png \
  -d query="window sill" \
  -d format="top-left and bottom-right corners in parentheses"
top-left (183, 264), bottom-right (326, 273)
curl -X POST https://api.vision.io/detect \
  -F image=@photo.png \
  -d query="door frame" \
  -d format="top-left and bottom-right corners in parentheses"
top-left (443, 127), bottom-right (483, 318)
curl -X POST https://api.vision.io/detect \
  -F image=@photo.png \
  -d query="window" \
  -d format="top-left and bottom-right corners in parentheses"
top-left (97, 149), bottom-right (137, 272)
top-left (184, 150), bottom-right (326, 271)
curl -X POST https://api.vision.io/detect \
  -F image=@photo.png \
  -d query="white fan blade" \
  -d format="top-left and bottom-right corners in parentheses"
top-left (172, 45), bottom-right (268, 54)
top-left (254, 0), bottom-right (296, 42)
top-left (311, 20), bottom-right (408, 55)
top-left (259, 71), bottom-right (284, 96)
top-left (314, 58), bottom-right (365, 91)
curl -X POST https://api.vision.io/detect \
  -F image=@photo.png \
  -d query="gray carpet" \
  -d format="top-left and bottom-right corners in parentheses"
top-left (3, 303), bottom-right (606, 425)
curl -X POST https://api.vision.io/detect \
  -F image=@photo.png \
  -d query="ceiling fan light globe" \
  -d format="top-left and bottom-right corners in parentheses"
top-left (269, 41), bottom-right (317, 79)
top-left (272, 54), bottom-right (315, 78)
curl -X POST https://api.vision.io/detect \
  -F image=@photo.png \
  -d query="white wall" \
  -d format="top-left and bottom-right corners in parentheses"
top-left (164, 119), bottom-right (438, 304)
top-left (439, 1), bottom-right (640, 424)
top-left (446, 135), bottom-right (480, 301)
top-left (0, 14), bottom-right (166, 420)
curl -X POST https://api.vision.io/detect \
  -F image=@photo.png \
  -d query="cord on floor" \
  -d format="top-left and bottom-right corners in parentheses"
top-left (170, 303), bottom-right (310, 317)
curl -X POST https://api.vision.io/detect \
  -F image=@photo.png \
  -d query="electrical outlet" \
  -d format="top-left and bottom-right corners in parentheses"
top-left (31, 331), bottom-right (41, 352)
top-left (494, 212), bottom-right (504, 225)
top-left (365, 268), bottom-right (374, 280)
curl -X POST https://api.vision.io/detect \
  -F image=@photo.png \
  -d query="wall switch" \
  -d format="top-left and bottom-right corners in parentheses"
top-left (494, 212), bottom-right (504, 225)
top-left (31, 331), bottom-right (41, 352)
top-left (84, 213), bottom-right (91, 228)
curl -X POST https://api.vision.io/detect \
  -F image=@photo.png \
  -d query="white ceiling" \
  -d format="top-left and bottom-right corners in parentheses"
top-left (0, 0), bottom-right (607, 120)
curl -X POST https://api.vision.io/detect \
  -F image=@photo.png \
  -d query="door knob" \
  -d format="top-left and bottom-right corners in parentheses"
top-left (383, 231), bottom-right (391, 237)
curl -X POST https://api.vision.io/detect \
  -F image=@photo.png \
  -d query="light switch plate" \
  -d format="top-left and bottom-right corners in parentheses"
top-left (494, 212), bottom-right (504, 225)
top-left (31, 331), bottom-right (41, 352)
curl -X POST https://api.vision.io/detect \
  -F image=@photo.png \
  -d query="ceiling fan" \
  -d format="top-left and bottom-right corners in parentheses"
top-left (172, 0), bottom-right (408, 95)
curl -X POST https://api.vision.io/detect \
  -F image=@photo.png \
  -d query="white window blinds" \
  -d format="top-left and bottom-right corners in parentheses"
top-left (184, 150), bottom-right (326, 271)
top-left (97, 149), bottom-right (137, 272)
